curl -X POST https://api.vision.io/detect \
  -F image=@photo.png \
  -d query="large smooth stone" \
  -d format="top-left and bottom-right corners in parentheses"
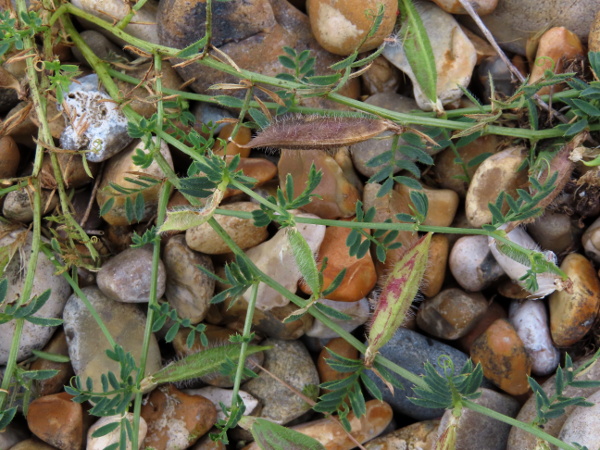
top-left (558, 389), bottom-right (600, 449)
top-left (63, 287), bottom-right (161, 394)
top-left (87, 414), bottom-right (147, 450)
top-left (0, 229), bottom-right (71, 364)
top-left (364, 327), bottom-right (470, 420)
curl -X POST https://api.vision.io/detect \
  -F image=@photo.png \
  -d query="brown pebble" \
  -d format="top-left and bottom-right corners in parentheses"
top-left (27, 392), bottom-right (83, 450)
top-left (590, 10), bottom-right (600, 52)
top-left (421, 234), bottom-right (449, 297)
top-left (213, 123), bottom-right (251, 157)
top-left (317, 337), bottom-right (359, 390)
top-left (30, 330), bottom-right (74, 397)
top-left (0, 135), bottom-right (20, 178)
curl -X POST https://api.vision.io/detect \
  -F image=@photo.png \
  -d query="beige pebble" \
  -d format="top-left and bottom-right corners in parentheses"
top-left (449, 235), bottom-right (505, 292)
top-left (364, 420), bottom-right (439, 449)
top-left (590, 10), bottom-right (600, 52)
top-left (431, 0), bottom-right (497, 15)
top-left (421, 234), bottom-right (449, 297)
top-left (395, 183), bottom-right (459, 227)
top-left (582, 215), bottom-right (600, 264)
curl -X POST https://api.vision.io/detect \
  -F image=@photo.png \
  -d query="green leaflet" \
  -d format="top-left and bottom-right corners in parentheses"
top-left (140, 344), bottom-right (270, 392)
top-left (397, 0), bottom-right (439, 108)
top-left (239, 417), bottom-right (325, 450)
top-left (365, 232), bottom-right (432, 366)
top-left (288, 227), bottom-right (321, 297)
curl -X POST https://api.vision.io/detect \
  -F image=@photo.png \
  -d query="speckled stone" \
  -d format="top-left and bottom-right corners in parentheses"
top-left (364, 420), bottom-right (440, 449)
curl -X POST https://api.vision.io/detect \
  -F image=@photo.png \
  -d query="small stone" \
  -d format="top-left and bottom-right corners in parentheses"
top-left (192, 103), bottom-right (235, 134)
top-left (549, 253), bottom-right (600, 347)
top-left (0, 135), bottom-right (19, 178)
top-left (97, 246), bottom-right (166, 303)
top-left (365, 327), bottom-right (470, 420)
top-left (382, 1), bottom-right (476, 110)
top-left (71, 30), bottom-right (127, 66)
top-left (509, 299), bottom-right (559, 376)
top-left (243, 216), bottom-right (325, 310)
top-left (478, 56), bottom-right (516, 100)
top-left (306, 0), bottom-right (397, 55)
top-left (527, 212), bottom-right (579, 255)
top-left (395, 183), bottom-right (459, 227)
top-left (242, 339), bottom-right (320, 425)
top-left (449, 236), bottom-right (505, 292)
top-left (457, 301), bottom-right (507, 353)
top-left (63, 287), bottom-right (161, 396)
top-left (317, 337), bottom-right (359, 390)
top-left (434, 135), bottom-right (499, 197)
top-left (189, 433), bottom-right (226, 450)
top-left (163, 235), bottom-right (215, 324)
top-left (559, 388), bottom-right (600, 449)
top-left (306, 297), bottom-right (370, 339)
top-left (27, 392), bottom-right (83, 450)
top-left (417, 288), bottom-right (488, 340)
top-left (184, 387), bottom-right (258, 421)
top-left (213, 124), bottom-right (251, 157)
top-left (39, 153), bottom-right (98, 190)
top-left (360, 56), bottom-right (402, 96)
top-left (470, 319), bottom-right (532, 396)
top-left (300, 224), bottom-right (377, 302)
top-left (0, 229), bottom-right (71, 364)
top-left (421, 234), bottom-right (449, 298)
top-left (476, 0), bottom-right (599, 55)
top-left (8, 439), bottom-right (58, 450)
top-left (590, 10), bottom-right (600, 52)
top-left (465, 146), bottom-right (528, 227)
top-left (59, 74), bottom-right (132, 162)
top-left (186, 202), bottom-right (268, 255)
top-left (5, 101), bottom-right (38, 148)
top-left (364, 420), bottom-right (439, 450)
top-left (71, 0), bottom-right (159, 44)
top-left (0, 422), bottom-right (30, 450)
top-left (507, 353), bottom-right (600, 450)
top-left (437, 388), bottom-right (519, 450)
top-left (279, 149), bottom-right (359, 219)
top-left (87, 414), bottom-right (147, 450)
top-left (141, 385), bottom-right (217, 450)
top-left (30, 329), bottom-right (73, 397)
top-left (2, 187), bottom-right (59, 223)
top-left (529, 27), bottom-right (585, 96)
top-left (431, 0), bottom-right (497, 14)
top-left (582, 215), bottom-right (600, 264)
top-left (96, 138), bottom-right (174, 226)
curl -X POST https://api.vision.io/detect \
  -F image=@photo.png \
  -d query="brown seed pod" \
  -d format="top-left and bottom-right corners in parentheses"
top-left (238, 114), bottom-right (405, 150)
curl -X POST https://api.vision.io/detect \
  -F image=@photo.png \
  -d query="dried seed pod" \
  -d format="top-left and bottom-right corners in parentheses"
top-left (238, 115), bottom-right (404, 150)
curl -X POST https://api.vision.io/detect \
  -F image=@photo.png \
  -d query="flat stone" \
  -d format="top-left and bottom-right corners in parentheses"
top-left (0, 229), bottom-right (71, 364)
top-left (97, 246), bottom-right (166, 303)
top-left (242, 339), bottom-right (319, 425)
top-left (63, 287), bottom-right (161, 395)
top-left (306, 297), bottom-right (370, 339)
top-left (364, 327), bottom-right (470, 420)
top-left (27, 392), bottom-right (83, 450)
top-left (59, 74), bottom-right (132, 162)
top-left (87, 414), bottom-right (147, 450)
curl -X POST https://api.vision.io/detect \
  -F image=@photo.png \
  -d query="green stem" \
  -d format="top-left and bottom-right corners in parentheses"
top-left (115, 0), bottom-right (149, 30)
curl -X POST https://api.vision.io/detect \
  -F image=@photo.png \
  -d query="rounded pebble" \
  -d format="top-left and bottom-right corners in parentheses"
top-left (449, 235), bottom-right (505, 292)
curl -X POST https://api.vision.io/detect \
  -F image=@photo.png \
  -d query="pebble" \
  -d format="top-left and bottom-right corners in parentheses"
top-left (27, 392), bottom-right (83, 450)
top-left (478, 56), bottom-right (516, 100)
top-left (87, 414), bottom-right (147, 450)
top-left (417, 288), bottom-right (488, 340)
top-left (382, 1), bottom-right (476, 110)
top-left (364, 420), bottom-right (439, 449)
top-left (213, 124), bottom-right (252, 158)
top-left (141, 384), bottom-right (217, 450)
top-left (71, 30), bottom-right (127, 66)
top-left (449, 235), bottom-right (505, 292)
top-left (549, 253), bottom-right (600, 347)
top-left (185, 202), bottom-right (268, 254)
top-left (476, 0), bottom-right (599, 55)
top-left (29, 329), bottom-right (73, 397)
top-left (0, 68), bottom-right (20, 116)
top-left (527, 212), bottom-right (578, 255)
top-left (244, 400), bottom-right (393, 450)
top-left (2, 187), bottom-right (59, 223)
top-left (507, 354), bottom-right (600, 449)
top-left (5, 101), bottom-right (38, 148)
top-left (192, 103), bottom-right (235, 134)
top-left (431, 0), bottom-right (497, 15)
top-left (39, 153), bottom-right (98, 190)
top-left (470, 318), bottom-right (532, 396)
top-left (457, 301), bottom-right (507, 353)
top-left (360, 56), bottom-right (401, 96)
top-left (0, 230), bottom-right (71, 365)
top-left (0, 422), bottom-right (30, 450)
top-left (421, 234), bottom-right (449, 298)
top-left (434, 135), bottom-right (499, 197)
top-left (582, 215), bottom-right (600, 264)
top-left (558, 389), bottom-right (600, 450)
top-left (190, 433), bottom-right (226, 450)
top-left (465, 146), bottom-right (527, 227)
top-left (278, 149), bottom-right (359, 219)
top-left (97, 246), bottom-right (166, 303)
top-left (300, 224), bottom-right (377, 302)
top-left (364, 327), bottom-right (470, 420)
top-left (306, 0), bottom-right (397, 55)
top-left (395, 183), bottom-right (459, 227)
top-left (96, 138), bottom-right (174, 226)
top-left (509, 299), bottom-right (559, 376)
top-left (71, 0), bottom-right (159, 44)
top-left (62, 286), bottom-right (161, 395)
top-left (9, 438), bottom-right (60, 449)
top-left (242, 339), bottom-right (320, 425)
top-left (163, 235), bottom-right (215, 324)
top-left (59, 74), bottom-right (132, 162)
top-left (0, 135), bottom-right (20, 178)
top-left (306, 297), bottom-right (370, 339)
top-left (437, 388), bottom-right (519, 450)
top-left (184, 387), bottom-right (259, 421)
top-left (590, 10), bottom-right (600, 52)
top-left (243, 216), bottom-right (325, 310)
top-left (317, 337), bottom-right (359, 389)
top-left (529, 27), bottom-right (585, 96)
